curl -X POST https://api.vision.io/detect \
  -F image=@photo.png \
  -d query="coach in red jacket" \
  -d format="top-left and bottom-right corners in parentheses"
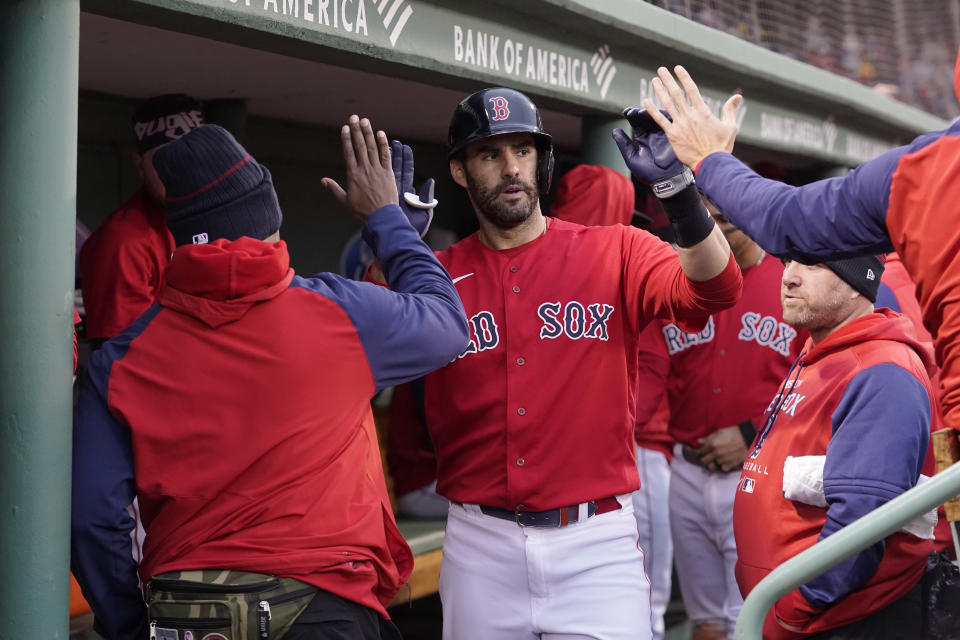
top-left (70, 121), bottom-right (469, 639)
top-left (79, 94), bottom-right (203, 348)
top-left (735, 255), bottom-right (936, 639)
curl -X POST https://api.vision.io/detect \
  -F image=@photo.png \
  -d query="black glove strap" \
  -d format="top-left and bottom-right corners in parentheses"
top-left (661, 184), bottom-right (716, 248)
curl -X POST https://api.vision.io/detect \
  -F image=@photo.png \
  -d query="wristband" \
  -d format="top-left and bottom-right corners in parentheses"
top-left (661, 184), bottom-right (716, 248)
top-left (651, 167), bottom-right (695, 199)
top-left (738, 420), bottom-right (758, 448)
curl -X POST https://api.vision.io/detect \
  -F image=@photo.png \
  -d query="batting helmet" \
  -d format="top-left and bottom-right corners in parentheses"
top-left (447, 87), bottom-right (555, 195)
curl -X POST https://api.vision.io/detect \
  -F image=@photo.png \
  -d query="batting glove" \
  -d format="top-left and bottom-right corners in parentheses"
top-left (391, 139), bottom-right (438, 237)
top-left (612, 108), bottom-right (694, 199)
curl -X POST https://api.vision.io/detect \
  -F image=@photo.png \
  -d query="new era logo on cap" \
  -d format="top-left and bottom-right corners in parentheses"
top-left (192, 232), bottom-right (209, 245)
top-left (866, 268), bottom-right (876, 280)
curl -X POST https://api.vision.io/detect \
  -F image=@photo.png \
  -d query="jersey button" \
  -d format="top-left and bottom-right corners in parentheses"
top-left (512, 285), bottom-right (521, 293)
top-left (516, 357), bottom-right (525, 366)
top-left (510, 265), bottom-right (519, 273)
top-left (713, 387), bottom-right (722, 394)
top-left (720, 348), bottom-right (727, 356)
top-left (518, 407), bottom-right (526, 416)
top-left (516, 457), bottom-right (525, 467)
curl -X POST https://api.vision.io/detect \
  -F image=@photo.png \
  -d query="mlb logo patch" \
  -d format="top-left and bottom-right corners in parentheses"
top-left (741, 478), bottom-right (755, 494)
top-left (192, 232), bottom-right (209, 245)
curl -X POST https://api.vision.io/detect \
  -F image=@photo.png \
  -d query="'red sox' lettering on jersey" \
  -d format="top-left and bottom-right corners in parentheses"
top-left (738, 312), bottom-right (798, 356)
top-left (459, 301), bottom-right (617, 358)
top-left (424, 217), bottom-right (741, 510)
top-left (661, 256), bottom-right (804, 448)
top-left (538, 301), bottom-right (615, 341)
top-left (662, 316), bottom-right (715, 354)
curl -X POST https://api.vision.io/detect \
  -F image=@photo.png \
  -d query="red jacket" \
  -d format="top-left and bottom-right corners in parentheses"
top-left (878, 253), bottom-right (953, 556)
top-left (79, 188), bottom-right (175, 340)
top-left (72, 206), bottom-right (469, 639)
top-left (734, 310), bottom-right (936, 638)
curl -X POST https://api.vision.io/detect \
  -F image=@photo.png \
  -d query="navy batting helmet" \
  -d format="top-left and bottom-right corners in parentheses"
top-left (447, 87), bottom-right (555, 195)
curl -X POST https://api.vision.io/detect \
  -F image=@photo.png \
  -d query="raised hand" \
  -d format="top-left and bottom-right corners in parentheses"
top-left (612, 108), bottom-right (692, 198)
top-left (642, 66), bottom-right (742, 170)
top-left (321, 115), bottom-right (399, 222)
top-left (391, 139), bottom-right (438, 237)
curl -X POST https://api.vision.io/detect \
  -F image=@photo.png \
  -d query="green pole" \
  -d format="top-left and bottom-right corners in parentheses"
top-left (0, 1), bottom-right (79, 639)
top-left (734, 462), bottom-right (960, 640)
top-left (581, 116), bottom-right (630, 176)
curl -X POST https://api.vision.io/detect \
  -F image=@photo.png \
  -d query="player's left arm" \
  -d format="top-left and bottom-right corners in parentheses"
top-left (72, 352), bottom-right (148, 640)
top-left (774, 363), bottom-right (930, 627)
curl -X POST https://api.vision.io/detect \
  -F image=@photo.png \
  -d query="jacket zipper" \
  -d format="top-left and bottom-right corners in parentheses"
top-left (150, 577), bottom-right (277, 594)
top-left (151, 616), bottom-right (232, 629)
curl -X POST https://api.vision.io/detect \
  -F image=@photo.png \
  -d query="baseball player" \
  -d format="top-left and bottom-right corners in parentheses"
top-left (550, 163), bottom-right (675, 640)
top-left (79, 94), bottom-right (204, 349)
top-left (413, 87), bottom-right (742, 640)
top-left (652, 205), bottom-right (804, 640)
top-left (641, 60), bottom-right (960, 440)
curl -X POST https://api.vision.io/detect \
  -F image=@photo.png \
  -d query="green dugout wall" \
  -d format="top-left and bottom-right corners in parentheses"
top-left (0, 0), bottom-right (950, 636)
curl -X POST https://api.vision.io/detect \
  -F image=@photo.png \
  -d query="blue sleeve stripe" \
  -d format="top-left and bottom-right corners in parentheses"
top-left (800, 362), bottom-right (929, 607)
top-left (696, 127), bottom-right (956, 263)
top-left (291, 204), bottom-right (468, 391)
top-left (71, 303), bottom-right (162, 638)
top-left (875, 283), bottom-right (900, 312)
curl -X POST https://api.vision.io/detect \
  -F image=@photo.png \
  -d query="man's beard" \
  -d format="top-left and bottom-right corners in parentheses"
top-left (465, 173), bottom-right (539, 229)
top-left (783, 285), bottom-right (849, 332)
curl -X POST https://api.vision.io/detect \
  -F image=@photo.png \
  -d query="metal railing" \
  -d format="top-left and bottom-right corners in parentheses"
top-left (734, 461), bottom-right (960, 639)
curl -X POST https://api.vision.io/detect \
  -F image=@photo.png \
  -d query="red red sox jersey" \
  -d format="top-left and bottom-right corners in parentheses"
top-left (661, 255), bottom-right (804, 447)
top-left (634, 320), bottom-right (673, 460)
top-left (424, 217), bottom-right (742, 510)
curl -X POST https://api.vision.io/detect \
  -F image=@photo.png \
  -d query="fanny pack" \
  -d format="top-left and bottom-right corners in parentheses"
top-left (147, 570), bottom-right (317, 640)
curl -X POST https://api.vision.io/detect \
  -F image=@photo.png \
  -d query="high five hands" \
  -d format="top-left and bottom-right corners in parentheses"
top-left (322, 115), bottom-right (398, 222)
top-left (642, 66), bottom-right (743, 170)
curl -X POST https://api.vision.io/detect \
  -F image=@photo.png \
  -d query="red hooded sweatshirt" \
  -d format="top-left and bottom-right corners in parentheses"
top-left (71, 204), bottom-right (470, 640)
top-left (734, 309), bottom-right (936, 638)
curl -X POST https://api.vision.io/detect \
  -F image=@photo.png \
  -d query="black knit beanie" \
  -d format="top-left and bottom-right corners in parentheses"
top-left (153, 125), bottom-right (283, 246)
top-left (824, 255), bottom-right (885, 302)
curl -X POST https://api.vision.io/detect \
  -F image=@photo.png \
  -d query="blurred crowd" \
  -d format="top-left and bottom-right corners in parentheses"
top-left (653, 0), bottom-right (960, 120)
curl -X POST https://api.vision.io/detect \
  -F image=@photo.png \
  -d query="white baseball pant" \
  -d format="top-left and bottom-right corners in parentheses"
top-left (632, 446), bottom-right (672, 640)
top-left (439, 495), bottom-right (652, 640)
top-left (669, 445), bottom-right (743, 639)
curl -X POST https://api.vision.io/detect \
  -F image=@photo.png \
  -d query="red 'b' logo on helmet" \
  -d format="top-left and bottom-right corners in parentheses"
top-left (488, 96), bottom-right (510, 121)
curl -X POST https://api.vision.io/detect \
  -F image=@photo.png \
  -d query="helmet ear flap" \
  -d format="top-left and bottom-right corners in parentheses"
top-left (538, 144), bottom-right (555, 196)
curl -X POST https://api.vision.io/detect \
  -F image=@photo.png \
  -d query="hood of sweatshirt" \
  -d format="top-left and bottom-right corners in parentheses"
top-left (803, 307), bottom-right (937, 377)
top-left (160, 237), bottom-right (294, 328)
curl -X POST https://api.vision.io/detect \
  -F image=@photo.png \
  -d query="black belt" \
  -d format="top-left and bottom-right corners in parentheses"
top-left (473, 496), bottom-right (621, 527)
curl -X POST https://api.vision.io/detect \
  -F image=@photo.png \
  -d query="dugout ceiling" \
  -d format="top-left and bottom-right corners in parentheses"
top-left (81, 0), bottom-right (949, 167)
